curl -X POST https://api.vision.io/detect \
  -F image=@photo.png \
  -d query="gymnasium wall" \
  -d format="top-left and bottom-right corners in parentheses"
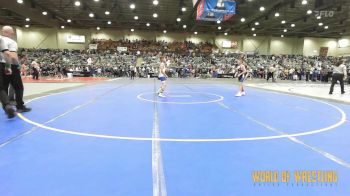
top-left (15, 27), bottom-right (350, 56)
top-left (16, 27), bottom-right (58, 49)
top-left (215, 35), bottom-right (243, 52)
top-left (270, 37), bottom-right (304, 55)
top-left (214, 36), bottom-right (304, 55)
top-left (242, 36), bottom-right (270, 55)
top-left (16, 27), bottom-right (91, 50)
top-left (57, 29), bottom-right (92, 49)
top-left (303, 37), bottom-right (338, 57)
top-left (91, 30), bottom-right (124, 41)
top-left (90, 30), bottom-right (215, 43)
top-left (335, 36), bottom-right (350, 57)
top-left (186, 34), bottom-right (215, 44)
top-left (157, 32), bottom-right (187, 42)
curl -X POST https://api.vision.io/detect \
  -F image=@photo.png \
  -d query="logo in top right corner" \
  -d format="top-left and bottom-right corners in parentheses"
top-left (314, 10), bottom-right (335, 18)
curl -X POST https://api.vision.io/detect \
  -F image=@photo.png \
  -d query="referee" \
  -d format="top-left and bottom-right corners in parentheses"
top-left (329, 60), bottom-right (347, 95)
top-left (1, 26), bottom-right (31, 113)
top-left (0, 35), bottom-right (15, 118)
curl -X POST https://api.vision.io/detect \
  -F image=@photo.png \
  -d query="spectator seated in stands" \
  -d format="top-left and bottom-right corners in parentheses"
top-left (17, 40), bottom-right (349, 83)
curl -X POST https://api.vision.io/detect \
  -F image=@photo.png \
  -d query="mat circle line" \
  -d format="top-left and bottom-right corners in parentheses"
top-left (17, 88), bottom-right (347, 142)
top-left (137, 92), bottom-right (224, 104)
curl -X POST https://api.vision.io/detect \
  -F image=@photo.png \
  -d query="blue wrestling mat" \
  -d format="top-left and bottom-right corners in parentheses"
top-left (0, 78), bottom-right (349, 196)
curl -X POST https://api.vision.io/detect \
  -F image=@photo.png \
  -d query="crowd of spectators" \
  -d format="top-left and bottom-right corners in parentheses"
top-left (17, 39), bottom-right (350, 84)
top-left (91, 39), bottom-right (215, 54)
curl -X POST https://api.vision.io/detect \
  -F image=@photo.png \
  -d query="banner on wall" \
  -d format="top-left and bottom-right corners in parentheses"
top-left (222, 40), bottom-right (238, 48)
top-left (319, 47), bottom-right (329, 57)
top-left (222, 40), bottom-right (231, 48)
top-left (196, 0), bottom-right (236, 22)
top-left (89, 44), bottom-right (98, 50)
top-left (66, 35), bottom-right (85, 43)
top-left (246, 51), bottom-right (256, 55)
top-left (117, 47), bottom-right (128, 52)
top-left (231, 41), bottom-right (238, 48)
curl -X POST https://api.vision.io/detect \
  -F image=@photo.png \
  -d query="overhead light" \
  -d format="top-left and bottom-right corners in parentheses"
top-left (130, 3), bottom-right (135, 9)
top-left (74, 1), bottom-right (81, 6)
top-left (182, 7), bottom-right (186, 12)
top-left (194, 31), bottom-right (198, 35)
top-left (318, 22), bottom-right (323, 26)
top-left (177, 18), bottom-right (181, 22)
top-left (96, 27), bottom-right (100, 30)
top-left (217, 20), bottom-right (221, 24)
top-left (283, 29), bottom-right (287, 32)
top-left (105, 11), bottom-right (110, 15)
top-left (25, 24), bottom-right (30, 28)
top-left (131, 28), bottom-right (134, 32)
top-left (107, 21), bottom-right (111, 25)
top-left (17, 0), bottom-right (23, 4)
top-left (25, 18), bottom-right (30, 22)
top-left (291, 24), bottom-right (295, 27)
top-left (183, 25), bottom-right (187, 29)
top-left (134, 16), bottom-right (139, 20)
top-left (89, 13), bottom-right (94, 17)
top-left (224, 32), bottom-right (228, 36)
top-left (253, 33), bottom-right (256, 36)
top-left (307, 10), bottom-right (312, 14)
top-left (163, 30), bottom-right (167, 34)
top-left (146, 23), bottom-right (150, 27)
top-left (259, 7), bottom-right (265, 11)
top-left (153, 0), bottom-right (159, 5)
top-left (281, 20), bottom-right (286, 24)
top-left (94, 0), bottom-right (100, 2)
top-left (153, 13), bottom-right (158, 18)
top-left (61, 25), bottom-right (65, 29)
top-left (275, 12), bottom-right (280, 17)
top-left (255, 22), bottom-right (259, 25)
top-left (67, 19), bottom-right (72, 23)
top-left (251, 28), bottom-right (255, 31)
top-left (240, 18), bottom-right (245, 22)
top-left (324, 26), bottom-right (329, 29)
top-left (301, 0), bottom-right (308, 5)
top-left (42, 11), bottom-right (48, 15)
top-left (218, 26), bottom-right (222, 30)
top-left (317, 16), bottom-right (321, 19)
top-left (281, 35), bottom-right (284, 37)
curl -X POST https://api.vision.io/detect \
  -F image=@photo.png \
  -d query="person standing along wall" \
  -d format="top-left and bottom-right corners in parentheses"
top-left (31, 60), bottom-right (40, 80)
top-left (0, 35), bottom-right (15, 118)
top-left (1, 26), bottom-right (31, 113)
top-left (329, 61), bottom-right (347, 95)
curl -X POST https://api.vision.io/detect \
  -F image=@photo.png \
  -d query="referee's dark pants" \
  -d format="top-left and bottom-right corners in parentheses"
top-left (4, 64), bottom-right (25, 108)
top-left (0, 63), bottom-right (11, 108)
top-left (266, 72), bottom-right (273, 81)
top-left (32, 69), bottom-right (39, 80)
top-left (329, 73), bottom-right (345, 94)
top-left (8, 84), bottom-right (15, 101)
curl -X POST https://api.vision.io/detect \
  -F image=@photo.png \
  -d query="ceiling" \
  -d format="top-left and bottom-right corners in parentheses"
top-left (0, 0), bottom-right (349, 38)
